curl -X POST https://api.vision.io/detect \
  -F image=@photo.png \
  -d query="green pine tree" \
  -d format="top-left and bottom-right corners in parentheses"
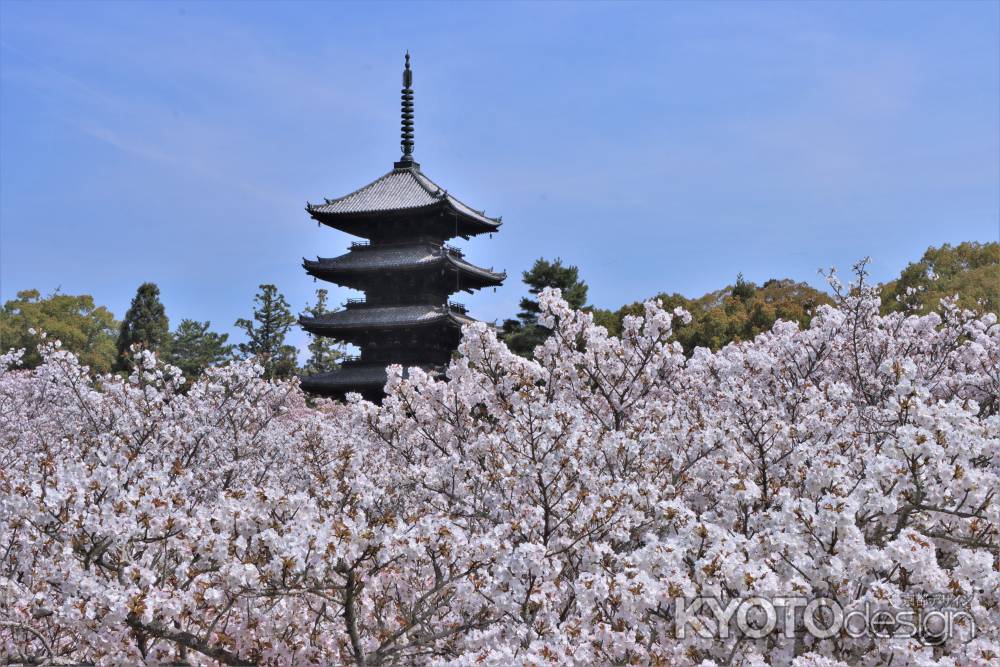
top-left (164, 319), bottom-right (232, 382)
top-left (116, 282), bottom-right (169, 371)
top-left (300, 288), bottom-right (343, 375)
top-left (731, 273), bottom-right (756, 301)
top-left (501, 258), bottom-right (589, 358)
top-left (235, 284), bottom-right (298, 380)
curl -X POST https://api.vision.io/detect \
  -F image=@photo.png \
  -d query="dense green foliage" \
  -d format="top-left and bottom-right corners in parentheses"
top-left (235, 284), bottom-right (298, 380)
top-left (501, 258), bottom-right (589, 357)
top-left (0, 289), bottom-right (118, 372)
top-left (164, 319), bottom-right (233, 382)
top-left (116, 282), bottom-right (169, 371)
top-left (300, 288), bottom-right (343, 375)
top-left (882, 241), bottom-right (999, 314)
top-left (598, 276), bottom-right (832, 352)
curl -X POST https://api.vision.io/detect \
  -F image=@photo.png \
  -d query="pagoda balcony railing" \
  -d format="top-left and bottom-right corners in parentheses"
top-left (345, 295), bottom-right (458, 309)
top-left (344, 355), bottom-right (437, 366)
top-left (344, 355), bottom-right (449, 367)
top-left (338, 302), bottom-right (469, 317)
top-left (345, 298), bottom-right (434, 309)
top-left (349, 238), bottom-right (464, 252)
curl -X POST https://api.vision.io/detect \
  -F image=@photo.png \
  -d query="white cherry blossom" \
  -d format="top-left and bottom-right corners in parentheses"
top-left (1, 268), bottom-right (997, 666)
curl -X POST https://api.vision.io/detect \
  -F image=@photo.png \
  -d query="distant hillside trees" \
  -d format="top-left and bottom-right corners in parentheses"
top-left (503, 258), bottom-right (834, 357)
top-left (519, 243), bottom-right (998, 355)
top-left (0, 289), bottom-right (118, 373)
top-left (598, 275), bottom-right (832, 351)
top-left (882, 241), bottom-right (999, 314)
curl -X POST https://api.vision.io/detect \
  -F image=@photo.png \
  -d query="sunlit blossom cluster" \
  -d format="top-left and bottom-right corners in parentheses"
top-left (2, 269), bottom-right (998, 666)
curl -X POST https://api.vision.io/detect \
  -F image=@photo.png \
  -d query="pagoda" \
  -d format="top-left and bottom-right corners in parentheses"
top-left (299, 53), bottom-right (505, 401)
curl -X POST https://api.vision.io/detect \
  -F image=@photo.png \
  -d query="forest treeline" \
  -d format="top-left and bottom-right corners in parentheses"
top-left (2, 241), bottom-right (997, 379)
top-left (504, 241), bottom-right (998, 355)
top-left (0, 283), bottom-right (342, 383)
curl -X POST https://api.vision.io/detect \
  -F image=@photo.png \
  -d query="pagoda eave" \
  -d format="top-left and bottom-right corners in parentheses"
top-left (299, 307), bottom-right (474, 337)
top-left (300, 363), bottom-right (443, 400)
top-left (308, 200), bottom-right (500, 238)
top-left (302, 253), bottom-right (504, 289)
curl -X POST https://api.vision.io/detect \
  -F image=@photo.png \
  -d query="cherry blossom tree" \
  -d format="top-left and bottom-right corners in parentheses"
top-left (1, 265), bottom-right (997, 666)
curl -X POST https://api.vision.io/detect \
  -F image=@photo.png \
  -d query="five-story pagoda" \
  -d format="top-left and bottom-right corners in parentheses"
top-left (300, 53), bottom-right (505, 401)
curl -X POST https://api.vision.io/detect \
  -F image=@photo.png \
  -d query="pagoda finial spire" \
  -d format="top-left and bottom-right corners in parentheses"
top-left (398, 51), bottom-right (415, 166)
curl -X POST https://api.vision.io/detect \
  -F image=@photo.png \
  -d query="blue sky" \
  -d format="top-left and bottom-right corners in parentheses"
top-left (2, 0), bottom-right (998, 353)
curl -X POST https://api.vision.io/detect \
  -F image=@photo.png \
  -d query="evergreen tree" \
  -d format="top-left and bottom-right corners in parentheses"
top-left (164, 319), bottom-right (232, 381)
top-left (235, 284), bottom-right (297, 380)
top-left (116, 282), bottom-right (169, 371)
top-left (501, 258), bottom-right (589, 358)
top-left (731, 273), bottom-right (756, 301)
top-left (300, 288), bottom-right (343, 375)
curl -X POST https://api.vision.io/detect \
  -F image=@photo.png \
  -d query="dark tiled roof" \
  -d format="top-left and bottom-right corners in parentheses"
top-left (449, 253), bottom-right (506, 282)
top-left (304, 243), bottom-right (505, 282)
top-left (300, 363), bottom-right (447, 395)
top-left (307, 166), bottom-right (500, 228)
top-left (300, 364), bottom-right (392, 391)
top-left (300, 304), bottom-right (475, 333)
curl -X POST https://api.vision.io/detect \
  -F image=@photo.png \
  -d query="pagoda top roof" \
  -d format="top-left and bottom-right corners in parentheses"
top-left (306, 165), bottom-right (501, 230)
